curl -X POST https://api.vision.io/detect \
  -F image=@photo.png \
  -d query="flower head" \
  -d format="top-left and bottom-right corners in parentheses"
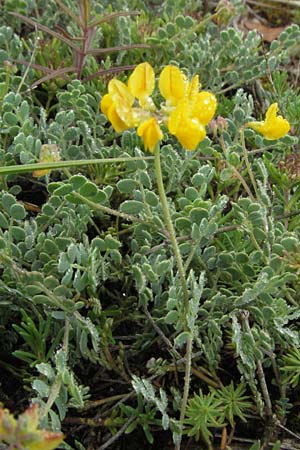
top-left (100, 63), bottom-right (217, 152)
top-left (246, 103), bottom-right (290, 140)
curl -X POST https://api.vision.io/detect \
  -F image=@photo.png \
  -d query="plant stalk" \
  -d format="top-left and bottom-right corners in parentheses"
top-left (154, 145), bottom-right (192, 450)
top-left (240, 128), bottom-right (259, 199)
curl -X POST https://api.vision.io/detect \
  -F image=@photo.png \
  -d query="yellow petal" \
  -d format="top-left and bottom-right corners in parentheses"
top-left (137, 117), bottom-right (163, 152)
top-left (159, 65), bottom-right (186, 105)
top-left (168, 101), bottom-right (206, 150)
top-left (107, 103), bottom-right (130, 133)
top-left (187, 75), bottom-right (200, 103)
top-left (265, 102), bottom-right (278, 123)
top-left (176, 119), bottom-right (206, 150)
top-left (108, 79), bottom-right (134, 106)
top-left (247, 103), bottom-right (290, 140)
top-left (101, 93), bottom-right (131, 132)
top-left (108, 79), bottom-right (134, 124)
top-left (128, 62), bottom-right (155, 106)
top-left (266, 117), bottom-right (290, 139)
top-left (168, 100), bottom-right (188, 135)
top-left (192, 91), bottom-right (217, 125)
top-left (100, 93), bottom-right (113, 117)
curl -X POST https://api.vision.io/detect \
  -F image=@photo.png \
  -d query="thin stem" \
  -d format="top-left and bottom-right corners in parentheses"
top-left (240, 128), bottom-right (259, 199)
top-left (17, 22), bottom-right (38, 94)
top-left (154, 146), bottom-right (189, 312)
top-left (144, 305), bottom-right (179, 358)
top-left (154, 145), bottom-right (192, 450)
top-left (99, 416), bottom-right (136, 450)
top-left (0, 156), bottom-right (154, 176)
top-left (219, 135), bottom-right (255, 201)
top-left (73, 191), bottom-right (142, 222)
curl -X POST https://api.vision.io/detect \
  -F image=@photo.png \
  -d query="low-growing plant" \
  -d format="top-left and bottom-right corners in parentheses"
top-left (1, 2), bottom-right (300, 450)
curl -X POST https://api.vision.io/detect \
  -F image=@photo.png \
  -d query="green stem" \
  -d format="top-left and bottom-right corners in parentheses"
top-left (240, 128), bottom-right (259, 199)
top-left (0, 156), bottom-right (154, 176)
top-left (154, 145), bottom-right (191, 450)
top-left (154, 147), bottom-right (188, 310)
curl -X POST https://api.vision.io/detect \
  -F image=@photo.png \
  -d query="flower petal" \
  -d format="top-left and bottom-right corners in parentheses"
top-left (101, 92), bottom-right (130, 132)
top-left (168, 100), bottom-right (188, 135)
top-left (100, 93), bottom-right (113, 117)
top-left (187, 75), bottom-right (200, 103)
top-left (192, 91), bottom-right (217, 125)
top-left (265, 103), bottom-right (278, 123)
top-left (128, 62), bottom-right (155, 106)
top-left (168, 101), bottom-right (206, 150)
top-left (107, 104), bottom-right (130, 133)
top-left (159, 65), bottom-right (186, 105)
top-left (108, 79), bottom-right (134, 124)
top-left (108, 79), bottom-right (134, 106)
top-left (176, 119), bottom-right (206, 150)
top-left (137, 117), bottom-right (163, 152)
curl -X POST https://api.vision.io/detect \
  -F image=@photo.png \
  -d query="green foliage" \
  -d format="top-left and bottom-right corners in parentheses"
top-left (184, 390), bottom-right (225, 444)
top-left (281, 347), bottom-right (300, 388)
top-left (1, 1), bottom-right (300, 449)
top-left (210, 382), bottom-right (252, 426)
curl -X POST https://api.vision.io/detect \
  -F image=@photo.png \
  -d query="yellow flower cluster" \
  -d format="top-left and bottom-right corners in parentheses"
top-left (247, 103), bottom-right (290, 140)
top-left (101, 62), bottom-right (217, 152)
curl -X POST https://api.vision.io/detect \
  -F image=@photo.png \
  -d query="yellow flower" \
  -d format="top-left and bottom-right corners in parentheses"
top-left (100, 62), bottom-right (217, 152)
top-left (137, 117), bottom-right (163, 152)
top-left (168, 100), bottom-right (206, 151)
top-left (159, 65), bottom-right (187, 105)
top-left (246, 103), bottom-right (290, 140)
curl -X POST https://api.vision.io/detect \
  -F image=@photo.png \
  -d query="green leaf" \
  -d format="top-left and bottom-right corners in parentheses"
top-left (3, 111), bottom-right (18, 126)
top-left (145, 191), bottom-right (159, 207)
top-left (105, 234), bottom-right (121, 250)
top-left (2, 193), bottom-right (16, 213)
top-left (174, 332), bottom-right (189, 347)
top-left (165, 310), bottom-right (179, 324)
top-left (117, 179), bottom-right (137, 193)
top-left (120, 200), bottom-right (145, 214)
top-left (0, 212), bottom-right (9, 228)
top-left (69, 174), bottom-right (88, 189)
top-left (11, 226), bottom-right (25, 241)
top-left (79, 182), bottom-right (98, 197)
top-left (53, 183), bottom-right (73, 196)
top-left (10, 203), bottom-right (26, 221)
